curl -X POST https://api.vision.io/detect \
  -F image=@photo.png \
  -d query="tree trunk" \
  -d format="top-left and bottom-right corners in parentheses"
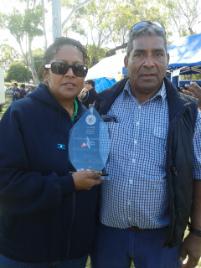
top-left (28, 37), bottom-right (39, 84)
top-left (41, 0), bottom-right (47, 50)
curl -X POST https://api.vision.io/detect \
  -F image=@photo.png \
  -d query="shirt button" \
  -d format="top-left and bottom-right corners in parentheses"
top-left (134, 139), bottom-right (137, 145)
top-left (136, 121), bottom-right (140, 126)
top-left (132, 158), bottom-right (136, 163)
top-left (138, 105), bottom-right (141, 109)
top-left (129, 179), bottom-right (133, 185)
top-left (128, 216), bottom-right (132, 221)
top-left (128, 201), bottom-right (131, 206)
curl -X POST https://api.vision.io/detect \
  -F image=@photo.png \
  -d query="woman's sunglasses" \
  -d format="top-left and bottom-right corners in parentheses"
top-left (45, 61), bottom-right (88, 77)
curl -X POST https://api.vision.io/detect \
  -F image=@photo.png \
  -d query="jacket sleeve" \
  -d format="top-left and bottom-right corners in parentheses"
top-left (193, 110), bottom-right (201, 180)
top-left (0, 106), bottom-right (75, 215)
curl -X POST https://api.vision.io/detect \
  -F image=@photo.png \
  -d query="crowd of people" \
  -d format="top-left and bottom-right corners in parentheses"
top-left (0, 21), bottom-right (200, 268)
top-left (6, 82), bottom-right (35, 101)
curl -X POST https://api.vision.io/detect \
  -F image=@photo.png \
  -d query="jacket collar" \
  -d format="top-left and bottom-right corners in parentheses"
top-left (28, 83), bottom-right (85, 118)
top-left (97, 77), bottom-right (195, 122)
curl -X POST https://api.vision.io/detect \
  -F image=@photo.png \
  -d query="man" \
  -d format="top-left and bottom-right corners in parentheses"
top-left (181, 82), bottom-right (201, 110)
top-left (79, 79), bottom-right (99, 108)
top-left (12, 82), bottom-right (21, 101)
top-left (92, 21), bottom-right (201, 268)
top-left (19, 83), bottom-right (27, 98)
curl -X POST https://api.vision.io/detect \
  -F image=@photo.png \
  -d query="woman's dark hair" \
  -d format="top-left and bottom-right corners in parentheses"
top-left (85, 79), bottom-right (95, 88)
top-left (43, 37), bottom-right (88, 65)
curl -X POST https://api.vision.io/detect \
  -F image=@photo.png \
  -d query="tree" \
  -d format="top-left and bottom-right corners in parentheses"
top-left (65, 0), bottom-right (172, 61)
top-left (166, 0), bottom-right (201, 36)
top-left (0, 44), bottom-right (19, 69)
top-left (61, 0), bottom-right (92, 33)
top-left (87, 44), bottom-right (108, 66)
top-left (41, 0), bottom-right (48, 50)
top-left (2, 0), bottom-right (43, 84)
top-left (32, 48), bottom-right (44, 81)
top-left (6, 62), bottom-right (32, 82)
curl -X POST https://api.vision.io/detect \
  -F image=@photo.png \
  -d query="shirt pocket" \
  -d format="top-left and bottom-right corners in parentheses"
top-left (151, 124), bottom-right (168, 164)
top-left (153, 125), bottom-right (167, 139)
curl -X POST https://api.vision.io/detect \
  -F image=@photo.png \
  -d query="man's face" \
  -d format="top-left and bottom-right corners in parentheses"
top-left (125, 35), bottom-right (169, 102)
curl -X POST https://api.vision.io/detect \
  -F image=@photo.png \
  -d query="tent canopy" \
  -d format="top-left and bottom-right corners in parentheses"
top-left (86, 52), bottom-right (125, 80)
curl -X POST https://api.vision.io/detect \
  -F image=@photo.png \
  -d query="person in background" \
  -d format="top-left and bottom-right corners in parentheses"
top-left (181, 82), bottom-right (201, 110)
top-left (92, 21), bottom-right (201, 268)
top-left (79, 79), bottom-right (99, 108)
top-left (19, 83), bottom-right (27, 98)
top-left (12, 82), bottom-right (21, 101)
top-left (0, 37), bottom-right (102, 268)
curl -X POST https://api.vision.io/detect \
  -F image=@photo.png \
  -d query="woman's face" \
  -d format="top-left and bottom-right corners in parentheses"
top-left (45, 44), bottom-right (86, 103)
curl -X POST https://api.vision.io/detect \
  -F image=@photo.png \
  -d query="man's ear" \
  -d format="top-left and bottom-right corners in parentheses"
top-left (167, 53), bottom-right (170, 65)
top-left (124, 55), bottom-right (128, 68)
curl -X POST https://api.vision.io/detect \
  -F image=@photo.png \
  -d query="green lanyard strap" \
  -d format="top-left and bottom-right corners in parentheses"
top-left (71, 98), bottom-right (78, 121)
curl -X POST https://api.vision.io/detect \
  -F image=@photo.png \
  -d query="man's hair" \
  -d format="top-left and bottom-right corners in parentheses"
top-left (127, 21), bottom-right (167, 56)
top-left (85, 79), bottom-right (95, 88)
top-left (43, 37), bottom-right (88, 65)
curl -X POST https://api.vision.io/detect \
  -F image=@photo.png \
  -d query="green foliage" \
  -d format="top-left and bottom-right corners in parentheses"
top-left (23, 6), bottom-right (43, 40)
top-left (0, 44), bottom-right (19, 69)
top-left (1, 2), bottom-right (44, 84)
top-left (165, 0), bottom-right (200, 36)
top-left (32, 49), bottom-right (44, 81)
top-left (87, 44), bottom-right (108, 66)
top-left (4, 5), bottom-right (43, 43)
top-left (0, 0), bottom-right (200, 78)
top-left (6, 11), bottom-right (24, 43)
top-left (6, 62), bottom-right (32, 83)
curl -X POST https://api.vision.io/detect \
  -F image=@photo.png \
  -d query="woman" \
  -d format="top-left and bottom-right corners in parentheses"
top-left (0, 37), bottom-right (102, 267)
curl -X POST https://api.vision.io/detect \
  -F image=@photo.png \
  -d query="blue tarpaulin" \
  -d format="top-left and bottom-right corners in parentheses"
top-left (94, 77), bottom-right (116, 93)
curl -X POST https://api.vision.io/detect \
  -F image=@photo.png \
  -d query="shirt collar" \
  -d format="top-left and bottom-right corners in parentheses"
top-left (123, 80), bottom-right (166, 103)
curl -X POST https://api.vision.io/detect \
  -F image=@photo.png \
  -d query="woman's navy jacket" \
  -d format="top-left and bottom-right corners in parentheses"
top-left (0, 83), bottom-right (99, 262)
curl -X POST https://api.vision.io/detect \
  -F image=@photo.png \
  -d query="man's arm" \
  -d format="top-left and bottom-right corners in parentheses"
top-left (181, 108), bottom-right (201, 268)
top-left (181, 181), bottom-right (201, 268)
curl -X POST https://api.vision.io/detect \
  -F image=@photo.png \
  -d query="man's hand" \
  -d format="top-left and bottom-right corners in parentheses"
top-left (181, 82), bottom-right (201, 109)
top-left (181, 232), bottom-right (201, 267)
top-left (72, 170), bottom-right (102, 191)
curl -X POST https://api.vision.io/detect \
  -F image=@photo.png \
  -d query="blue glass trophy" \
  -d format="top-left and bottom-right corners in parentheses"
top-left (68, 107), bottom-right (110, 175)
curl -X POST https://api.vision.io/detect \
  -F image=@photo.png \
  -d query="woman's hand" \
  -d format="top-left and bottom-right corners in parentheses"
top-left (72, 170), bottom-right (102, 191)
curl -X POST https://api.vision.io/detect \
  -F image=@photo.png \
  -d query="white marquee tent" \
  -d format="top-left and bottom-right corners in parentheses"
top-left (86, 52), bottom-right (125, 80)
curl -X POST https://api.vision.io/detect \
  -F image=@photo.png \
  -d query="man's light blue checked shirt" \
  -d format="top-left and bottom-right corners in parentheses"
top-left (100, 81), bottom-right (201, 229)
